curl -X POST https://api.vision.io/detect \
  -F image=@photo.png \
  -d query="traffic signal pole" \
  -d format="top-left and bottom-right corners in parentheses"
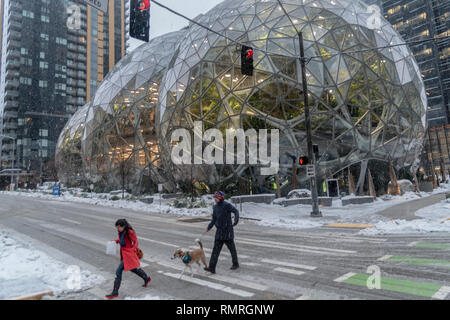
top-left (298, 32), bottom-right (321, 217)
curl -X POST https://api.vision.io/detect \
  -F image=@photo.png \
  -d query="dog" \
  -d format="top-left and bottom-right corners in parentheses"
top-left (172, 239), bottom-right (208, 278)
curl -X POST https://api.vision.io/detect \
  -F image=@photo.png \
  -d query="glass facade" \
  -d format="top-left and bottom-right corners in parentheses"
top-left (56, 0), bottom-right (427, 194)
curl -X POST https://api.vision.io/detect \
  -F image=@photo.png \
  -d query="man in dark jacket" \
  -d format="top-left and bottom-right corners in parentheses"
top-left (204, 191), bottom-right (239, 274)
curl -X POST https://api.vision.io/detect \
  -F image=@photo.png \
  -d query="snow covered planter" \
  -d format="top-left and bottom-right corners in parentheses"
top-left (286, 189), bottom-right (311, 199)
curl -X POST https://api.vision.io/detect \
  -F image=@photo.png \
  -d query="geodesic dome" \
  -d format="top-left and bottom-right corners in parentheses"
top-left (79, 30), bottom-right (186, 192)
top-left (57, 0), bottom-right (427, 194)
top-left (158, 0), bottom-right (427, 189)
top-left (56, 103), bottom-right (91, 185)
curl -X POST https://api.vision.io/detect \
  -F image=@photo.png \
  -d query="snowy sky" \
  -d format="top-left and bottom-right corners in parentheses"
top-left (128, 0), bottom-right (224, 52)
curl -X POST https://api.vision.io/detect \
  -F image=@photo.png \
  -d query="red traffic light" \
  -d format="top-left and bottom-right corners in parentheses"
top-left (299, 156), bottom-right (309, 166)
top-left (246, 49), bottom-right (253, 60)
top-left (139, 0), bottom-right (150, 11)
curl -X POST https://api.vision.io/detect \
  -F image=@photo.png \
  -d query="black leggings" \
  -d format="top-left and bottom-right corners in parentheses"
top-left (115, 261), bottom-right (145, 280)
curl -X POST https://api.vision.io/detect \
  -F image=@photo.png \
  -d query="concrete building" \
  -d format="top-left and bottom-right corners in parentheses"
top-left (0, 0), bottom-right (129, 183)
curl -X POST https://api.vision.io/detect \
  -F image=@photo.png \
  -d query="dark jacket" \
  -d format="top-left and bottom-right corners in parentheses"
top-left (207, 200), bottom-right (239, 240)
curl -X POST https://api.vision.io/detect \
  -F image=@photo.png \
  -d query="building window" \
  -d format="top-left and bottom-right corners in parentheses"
top-left (19, 77), bottom-right (32, 85)
top-left (39, 80), bottom-right (48, 88)
top-left (22, 10), bottom-right (34, 18)
top-left (39, 61), bottom-right (49, 69)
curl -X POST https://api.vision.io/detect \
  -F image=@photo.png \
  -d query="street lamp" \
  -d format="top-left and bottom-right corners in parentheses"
top-left (0, 134), bottom-right (16, 189)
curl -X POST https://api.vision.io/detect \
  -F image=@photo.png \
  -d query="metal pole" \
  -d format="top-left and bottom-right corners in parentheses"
top-left (298, 32), bottom-right (321, 217)
top-left (12, 141), bottom-right (15, 189)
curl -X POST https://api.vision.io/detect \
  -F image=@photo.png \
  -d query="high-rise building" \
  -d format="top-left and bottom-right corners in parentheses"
top-left (377, 0), bottom-right (449, 127)
top-left (0, 0), bottom-right (129, 181)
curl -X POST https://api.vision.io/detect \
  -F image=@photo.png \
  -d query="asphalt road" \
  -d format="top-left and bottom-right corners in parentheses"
top-left (0, 194), bottom-right (449, 300)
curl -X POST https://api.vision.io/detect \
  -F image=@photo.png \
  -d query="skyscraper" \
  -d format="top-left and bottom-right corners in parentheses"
top-left (377, 0), bottom-right (449, 127)
top-left (0, 0), bottom-right (129, 182)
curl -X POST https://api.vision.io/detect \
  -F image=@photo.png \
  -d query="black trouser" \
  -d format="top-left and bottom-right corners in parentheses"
top-left (208, 239), bottom-right (239, 271)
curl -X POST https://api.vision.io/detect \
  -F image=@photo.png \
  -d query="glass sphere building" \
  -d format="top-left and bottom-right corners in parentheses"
top-left (56, 0), bottom-right (427, 194)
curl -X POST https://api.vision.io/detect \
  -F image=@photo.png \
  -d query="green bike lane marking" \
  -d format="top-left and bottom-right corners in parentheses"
top-left (379, 255), bottom-right (450, 268)
top-left (409, 242), bottom-right (450, 250)
top-left (334, 272), bottom-right (450, 299)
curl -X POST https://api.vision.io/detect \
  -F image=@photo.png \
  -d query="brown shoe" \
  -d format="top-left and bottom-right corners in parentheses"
top-left (230, 265), bottom-right (239, 270)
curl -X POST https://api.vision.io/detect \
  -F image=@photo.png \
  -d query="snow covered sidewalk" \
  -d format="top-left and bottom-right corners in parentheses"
top-left (360, 197), bottom-right (450, 235)
top-left (0, 228), bottom-right (104, 299)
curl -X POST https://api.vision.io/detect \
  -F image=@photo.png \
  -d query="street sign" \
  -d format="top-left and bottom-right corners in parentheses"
top-left (158, 184), bottom-right (163, 192)
top-left (53, 185), bottom-right (61, 196)
top-left (306, 165), bottom-right (315, 177)
top-left (80, 0), bottom-right (109, 14)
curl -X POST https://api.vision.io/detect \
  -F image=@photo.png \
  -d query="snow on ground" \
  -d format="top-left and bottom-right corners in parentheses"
top-left (124, 294), bottom-right (171, 300)
top-left (1, 183), bottom-right (449, 233)
top-left (360, 197), bottom-right (450, 235)
top-left (0, 228), bottom-right (104, 299)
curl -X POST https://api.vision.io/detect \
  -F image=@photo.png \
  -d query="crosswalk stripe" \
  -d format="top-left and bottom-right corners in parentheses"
top-left (296, 295), bottom-right (311, 300)
top-left (377, 255), bottom-right (393, 261)
top-left (236, 237), bottom-right (356, 255)
top-left (274, 267), bottom-right (305, 276)
top-left (147, 258), bottom-right (268, 291)
top-left (334, 272), bottom-right (356, 283)
top-left (161, 272), bottom-right (254, 298)
top-left (432, 286), bottom-right (450, 300)
top-left (60, 218), bottom-right (81, 225)
top-left (140, 237), bottom-right (179, 248)
top-left (261, 259), bottom-right (316, 270)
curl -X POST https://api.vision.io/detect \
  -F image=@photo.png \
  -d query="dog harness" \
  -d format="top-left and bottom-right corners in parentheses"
top-left (182, 252), bottom-right (192, 265)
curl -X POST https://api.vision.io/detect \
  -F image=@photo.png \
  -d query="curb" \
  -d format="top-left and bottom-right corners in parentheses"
top-left (10, 290), bottom-right (54, 300)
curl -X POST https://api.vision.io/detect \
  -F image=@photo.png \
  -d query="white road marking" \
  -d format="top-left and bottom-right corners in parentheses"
top-left (334, 272), bottom-right (356, 283)
top-left (377, 255), bottom-right (393, 261)
top-left (236, 237), bottom-right (356, 255)
top-left (140, 237), bottom-right (179, 248)
top-left (191, 246), bottom-right (250, 259)
top-left (146, 258), bottom-right (268, 291)
top-left (241, 262), bottom-right (260, 267)
top-left (296, 295), bottom-right (310, 300)
top-left (261, 259), bottom-right (316, 270)
top-left (60, 218), bottom-right (81, 225)
top-left (432, 286), bottom-right (450, 300)
top-left (274, 267), bottom-right (305, 276)
top-left (162, 272), bottom-right (254, 298)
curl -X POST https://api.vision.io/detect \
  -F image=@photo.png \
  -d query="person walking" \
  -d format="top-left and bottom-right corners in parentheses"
top-left (204, 191), bottom-right (239, 274)
top-left (106, 219), bottom-right (151, 299)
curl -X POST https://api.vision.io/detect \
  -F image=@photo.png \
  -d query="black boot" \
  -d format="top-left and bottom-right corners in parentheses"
top-left (132, 268), bottom-right (151, 287)
top-left (204, 267), bottom-right (216, 274)
top-left (105, 278), bottom-right (121, 299)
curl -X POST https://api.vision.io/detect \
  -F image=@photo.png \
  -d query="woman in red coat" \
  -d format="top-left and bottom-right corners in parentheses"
top-left (106, 219), bottom-right (151, 299)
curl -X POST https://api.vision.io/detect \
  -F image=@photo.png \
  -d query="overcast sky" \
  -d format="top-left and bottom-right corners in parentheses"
top-left (128, 0), bottom-right (224, 51)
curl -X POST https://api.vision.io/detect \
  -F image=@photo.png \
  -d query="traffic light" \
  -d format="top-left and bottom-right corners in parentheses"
top-left (298, 156), bottom-right (309, 166)
top-left (130, 0), bottom-right (150, 42)
top-left (241, 45), bottom-right (254, 76)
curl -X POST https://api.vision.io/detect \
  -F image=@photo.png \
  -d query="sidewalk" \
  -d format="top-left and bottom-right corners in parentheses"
top-left (377, 193), bottom-right (447, 221)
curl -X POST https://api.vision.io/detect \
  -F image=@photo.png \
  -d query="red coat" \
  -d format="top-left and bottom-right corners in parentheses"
top-left (115, 229), bottom-right (140, 271)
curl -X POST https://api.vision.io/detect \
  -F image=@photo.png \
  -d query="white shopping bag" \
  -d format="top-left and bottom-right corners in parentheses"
top-left (106, 241), bottom-right (118, 256)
